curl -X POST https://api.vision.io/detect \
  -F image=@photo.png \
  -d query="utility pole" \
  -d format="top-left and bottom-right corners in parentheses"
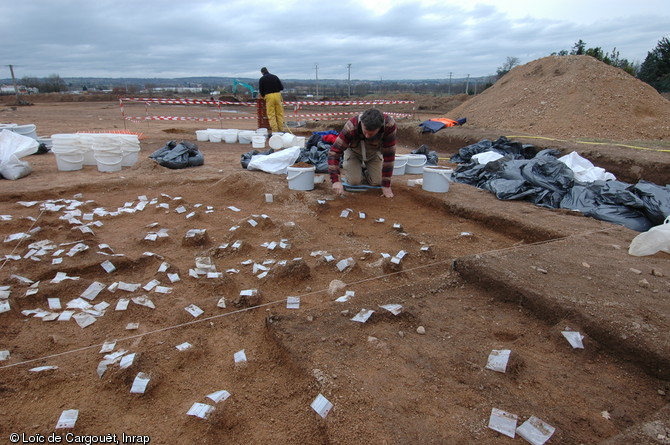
top-left (314, 63), bottom-right (319, 98)
top-left (465, 74), bottom-right (470, 95)
top-left (346, 63), bottom-right (352, 97)
top-left (9, 64), bottom-right (21, 104)
top-left (448, 72), bottom-right (452, 96)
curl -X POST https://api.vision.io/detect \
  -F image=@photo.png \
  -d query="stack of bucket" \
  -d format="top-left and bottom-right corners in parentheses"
top-left (208, 130), bottom-right (223, 143)
top-left (223, 129), bottom-right (239, 143)
top-left (196, 130), bottom-right (209, 142)
top-left (50, 133), bottom-right (141, 173)
top-left (194, 128), bottom-right (306, 149)
top-left (117, 134), bottom-right (141, 167)
top-left (252, 128), bottom-right (268, 148)
top-left (51, 134), bottom-right (85, 171)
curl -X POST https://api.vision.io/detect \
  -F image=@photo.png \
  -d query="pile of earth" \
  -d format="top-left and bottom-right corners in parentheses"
top-left (445, 55), bottom-right (670, 142)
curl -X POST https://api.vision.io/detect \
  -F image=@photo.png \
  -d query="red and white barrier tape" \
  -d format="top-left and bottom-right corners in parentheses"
top-left (284, 100), bottom-right (415, 106)
top-left (120, 97), bottom-right (414, 106)
top-left (121, 98), bottom-right (256, 106)
top-left (124, 116), bottom-right (256, 122)
top-left (120, 98), bottom-right (414, 126)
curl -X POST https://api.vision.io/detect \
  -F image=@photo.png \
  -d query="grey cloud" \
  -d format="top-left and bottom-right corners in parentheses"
top-left (1, 1), bottom-right (668, 80)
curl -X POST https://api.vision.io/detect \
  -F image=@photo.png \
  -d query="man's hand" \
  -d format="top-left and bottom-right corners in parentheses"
top-left (332, 182), bottom-right (344, 196)
top-left (381, 186), bottom-right (394, 198)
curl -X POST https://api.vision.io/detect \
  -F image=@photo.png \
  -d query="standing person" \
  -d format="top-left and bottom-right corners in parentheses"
top-left (258, 67), bottom-right (285, 133)
top-left (328, 108), bottom-right (397, 198)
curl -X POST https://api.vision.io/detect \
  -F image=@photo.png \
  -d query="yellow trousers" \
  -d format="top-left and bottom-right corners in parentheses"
top-left (264, 92), bottom-right (284, 132)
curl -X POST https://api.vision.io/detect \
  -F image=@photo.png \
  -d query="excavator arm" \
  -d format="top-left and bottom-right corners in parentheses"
top-left (232, 79), bottom-right (258, 99)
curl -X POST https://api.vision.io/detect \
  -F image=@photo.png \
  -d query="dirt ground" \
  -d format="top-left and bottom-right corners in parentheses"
top-left (1, 70), bottom-right (669, 444)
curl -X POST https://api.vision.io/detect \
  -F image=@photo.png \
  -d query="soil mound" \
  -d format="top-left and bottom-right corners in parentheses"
top-left (446, 55), bottom-right (670, 141)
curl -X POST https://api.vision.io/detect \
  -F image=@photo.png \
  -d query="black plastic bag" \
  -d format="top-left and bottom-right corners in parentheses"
top-left (450, 137), bottom-right (538, 164)
top-left (296, 144), bottom-right (330, 172)
top-left (149, 140), bottom-right (204, 169)
top-left (411, 144), bottom-right (438, 166)
top-left (520, 156), bottom-right (574, 194)
top-left (631, 180), bottom-right (670, 225)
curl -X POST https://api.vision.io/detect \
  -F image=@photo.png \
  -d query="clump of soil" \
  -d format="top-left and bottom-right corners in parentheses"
top-left (446, 55), bottom-right (670, 141)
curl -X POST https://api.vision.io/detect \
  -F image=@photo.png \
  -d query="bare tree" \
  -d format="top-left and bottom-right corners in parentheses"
top-left (496, 56), bottom-right (521, 79)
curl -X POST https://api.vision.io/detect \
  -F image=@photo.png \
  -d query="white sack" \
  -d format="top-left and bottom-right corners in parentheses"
top-left (472, 151), bottom-right (504, 165)
top-left (558, 151), bottom-right (616, 183)
top-left (0, 129), bottom-right (39, 180)
top-left (247, 146), bottom-right (300, 175)
top-left (628, 219), bottom-right (670, 256)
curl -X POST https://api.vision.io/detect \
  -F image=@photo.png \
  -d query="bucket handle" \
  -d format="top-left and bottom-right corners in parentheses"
top-left (437, 169), bottom-right (453, 181)
top-left (59, 153), bottom-right (85, 163)
top-left (95, 155), bottom-right (123, 166)
top-left (408, 159), bottom-right (427, 167)
top-left (427, 168), bottom-right (454, 181)
top-left (287, 169), bottom-right (312, 181)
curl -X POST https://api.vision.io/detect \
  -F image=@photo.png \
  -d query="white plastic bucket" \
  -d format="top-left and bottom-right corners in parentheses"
top-left (294, 136), bottom-right (306, 148)
top-left (95, 152), bottom-right (123, 172)
top-left (90, 134), bottom-right (122, 153)
top-left (287, 165), bottom-right (316, 191)
top-left (121, 141), bottom-right (141, 166)
top-left (77, 134), bottom-right (97, 166)
top-left (238, 131), bottom-right (255, 144)
top-left (256, 128), bottom-right (268, 136)
top-left (208, 131), bottom-right (222, 143)
top-left (54, 153), bottom-right (84, 171)
top-left (82, 147), bottom-right (97, 166)
top-left (51, 134), bottom-right (85, 170)
top-left (393, 155), bottom-right (409, 176)
top-left (422, 166), bottom-right (453, 193)
top-left (196, 130), bottom-right (209, 142)
top-left (281, 133), bottom-right (296, 147)
top-left (252, 135), bottom-right (266, 149)
top-left (122, 151), bottom-right (139, 167)
top-left (269, 134), bottom-right (284, 149)
top-left (12, 124), bottom-right (37, 139)
top-left (223, 129), bottom-right (238, 144)
top-left (51, 133), bottom-right (79, 149)
top-left (406, 154), bottom-right (427, 174)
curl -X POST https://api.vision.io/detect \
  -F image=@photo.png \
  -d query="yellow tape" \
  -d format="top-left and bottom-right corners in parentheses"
top-left (506, 136), bottom-right (670, 153)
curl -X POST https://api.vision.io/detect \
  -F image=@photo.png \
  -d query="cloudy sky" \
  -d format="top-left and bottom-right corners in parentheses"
top-left (1, 0), bottom-right (668, 81)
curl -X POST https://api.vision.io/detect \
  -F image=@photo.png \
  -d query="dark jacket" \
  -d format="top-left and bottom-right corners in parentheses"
top-left (259, 73), bottom-right (284, 97)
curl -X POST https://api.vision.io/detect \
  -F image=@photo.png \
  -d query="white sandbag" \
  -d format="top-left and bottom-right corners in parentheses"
top-left (558, 151), bottom-right (616, 183)
top-left (0, 129), bottom-right (39, 159)
top-left (472, 151), bottom-right (504, 165)
top-left (247, 146), bottom-right (301, 175)
top-left (0, 129), bottom-right (39, 180)
top-left (628, 218), bottom-right (670, 256)
top-left (0, 154), bottom-right (32, 180)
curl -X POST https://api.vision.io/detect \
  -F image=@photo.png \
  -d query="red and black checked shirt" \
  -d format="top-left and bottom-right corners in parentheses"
top-left (327, 114), bottom-right (397, 188)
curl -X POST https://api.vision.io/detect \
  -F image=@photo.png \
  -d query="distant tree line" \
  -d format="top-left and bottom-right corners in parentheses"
top-left (20, 74), bottom-right (68, 93)
top-left (552, 39), bottom-right (638, 75)
top-left (637, 36), bottom-right (670, 93)
top-left (548, 37), bottom-right (670, 92)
